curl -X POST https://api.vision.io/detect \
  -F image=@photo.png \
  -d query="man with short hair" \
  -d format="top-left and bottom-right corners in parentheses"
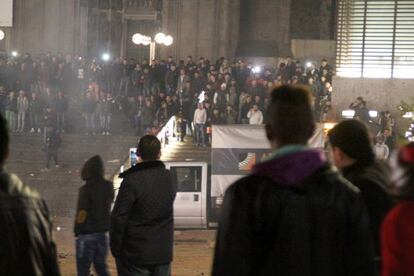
top-left (193, 103), bottom-right (207, 146)
top-left (111, 135), bottom-right (176, 276)
top-left (0, 113), bottom-right (60, 275)
top-left (213, 86), bottom-right (376, 276)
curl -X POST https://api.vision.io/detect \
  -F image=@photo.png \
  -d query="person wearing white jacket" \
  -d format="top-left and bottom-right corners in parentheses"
top-left (247, 104), bottom-right (263, 125)
top-left (17, 90), bottom-right (29, 132)
top-left (193, 103), bottom-right (207, 146)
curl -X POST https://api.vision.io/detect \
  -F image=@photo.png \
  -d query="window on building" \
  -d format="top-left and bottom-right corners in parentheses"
top-left (336, 0), bottom-right (414, 78)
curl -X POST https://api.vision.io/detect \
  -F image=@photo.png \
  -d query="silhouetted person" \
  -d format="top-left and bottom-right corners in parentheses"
top-left (0, 113), bottom-right (60, 275)
top-left (111, 135), bottom-right (176, 276)
top-left (212, 86), bottom-right (376, 276)
top-left (74, 155), bottom-right (114, 276)
top-left (328, 120), bottom-right (394, 263)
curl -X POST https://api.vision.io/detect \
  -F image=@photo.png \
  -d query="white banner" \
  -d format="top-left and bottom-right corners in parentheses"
top-left (212, 124), bottom-right (324, 149)
top-left (0, 0), bottom-right (13, 27)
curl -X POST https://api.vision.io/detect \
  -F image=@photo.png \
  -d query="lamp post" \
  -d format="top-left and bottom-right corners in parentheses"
top-left (132, 32), bottom-right (173, 61)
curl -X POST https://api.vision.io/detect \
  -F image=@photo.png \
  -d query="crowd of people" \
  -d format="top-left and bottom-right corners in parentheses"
top-left (0, 53), bottom-right (334, 141)
top-left (2, 85), bottom-right (414, 276)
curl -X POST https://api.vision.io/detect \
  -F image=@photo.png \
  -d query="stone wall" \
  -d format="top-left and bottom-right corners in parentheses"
top-left (160, 0), bottom-right (240, 61)
top-left (9, 0), bottom-right (81, 55)
top-left (332, 77), bottom-right (414, 115)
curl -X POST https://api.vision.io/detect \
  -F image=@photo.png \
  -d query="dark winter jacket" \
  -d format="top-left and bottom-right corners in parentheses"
top-left (74, 156), bottom-right (114, 236)
top-left (213, 148), bottom-right (376, 276)
top-left (342, 160), bottom-right (394, 257)
top-left (110, 160), bottom-right (176, 265)
top-left (0, 171), bottom-right (60, 276)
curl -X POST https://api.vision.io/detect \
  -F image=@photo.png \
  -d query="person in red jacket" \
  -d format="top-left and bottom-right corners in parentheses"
top-left (381, 142), bottom-right (414, 276)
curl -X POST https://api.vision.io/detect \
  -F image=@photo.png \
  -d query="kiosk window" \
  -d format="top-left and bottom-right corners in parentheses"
top-left (171, 167), bottom-right (202, 192)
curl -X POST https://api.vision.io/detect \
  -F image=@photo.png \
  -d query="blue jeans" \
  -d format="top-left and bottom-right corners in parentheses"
top-left (116, 258), bottom-right (170, 276)
top-left (76, 233), bottom-right (109, 276)
top-left (195, 123), bottom-right (205, 145)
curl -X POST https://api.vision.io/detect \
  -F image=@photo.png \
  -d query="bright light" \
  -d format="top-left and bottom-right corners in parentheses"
top-left (141, 35), bottom-right (151, 46)
top-left (252, 66), bottom-right (262, 74)
top-left (132, 33), bottom-right (144, 45)
top-left (405, 131), bottom-right (412, 138)
top-left (101, 53), bottom-right (110, 62)
top-left (0, 29), bottom-right (4, 41)
top-left (306, 62), bottom-right (312, 68)
top-left (154, 32), bottom-right (166, 44)
top-left (164, 35), bottom-right (173, 46)
top-left (369, 110), bottom-right (378, 118)
top-left (198, 91), bottom-right (205, 103)
top-left (342, 109), bottom-right (355, 118)
top-left (11, 51), bottom-right (18, 57)
top-left (403, 112), bottom-right (414, 119)
top-left (323, 122), bottom-right (336, 132)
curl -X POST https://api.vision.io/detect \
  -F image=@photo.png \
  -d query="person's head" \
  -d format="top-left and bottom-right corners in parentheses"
top-left (0, 114), bottom-right (10, 168)
top-left (197, 102), bottom-right (204, 109)
top-left (383, 128), bottom-right (391, 137)
top-left (376, 135), bottom-right (385, 144)
top-left (180, 69), bottom-right (186, 75)
top-left (81, 155), bottom-right (105, 181)
top-left (137, 135), bottom-right (161, 161)
top-left (31, 91), bottom-right (37, 99)
top-left (19, 90), bottom-right (24, 97)
top-left (265, 85), bottom-right (315, 149)
top-left (328, 120), bottom-right (375, 169)
top-left (252, 104), bottom-right (259, 111)
top-left (321, 59), bottom-right (328, 67)
top-left (58, 91), bottom-right (64, 98)
top-left (213, 108), bottom-right (220, 116)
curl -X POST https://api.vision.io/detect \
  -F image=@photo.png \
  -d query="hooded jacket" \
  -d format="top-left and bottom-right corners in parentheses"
top-left (212, 148), bottom-right (376, 276)
top-left (74, 156), bottom-right (114, 236)
top-left (0, 171), bottom-right (60, 276)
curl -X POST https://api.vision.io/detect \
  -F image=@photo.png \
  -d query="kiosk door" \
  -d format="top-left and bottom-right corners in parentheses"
top-left (166, 162), bottom-right (207, 228)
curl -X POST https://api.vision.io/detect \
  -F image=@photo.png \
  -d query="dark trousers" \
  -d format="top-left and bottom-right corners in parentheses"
top-left (116, 258), bottom-right (170, 276)
top-left (46, 150), bottom-right (58, 169)
top-left (76, 233), bottom-right (109, 276)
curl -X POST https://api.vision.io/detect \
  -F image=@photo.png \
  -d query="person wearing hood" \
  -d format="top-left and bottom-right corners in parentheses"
top-left (212, 86), bottom-right (376, 276)
top-left (328, 120), bottom-right (394, 265)
top-left (74, 155), bottom-right (114, 276)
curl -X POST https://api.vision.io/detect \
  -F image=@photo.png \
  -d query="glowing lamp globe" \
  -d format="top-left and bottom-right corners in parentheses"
top-left (132, 33), bottom-right (144, 45)
top-left (141, 36), bottom-right (152, 46)
top-left (164, 35), bottom-right (173, 46)
top-left (0, 30), bottom-right (4, 41)
top-left (154, 32), bottom-right (166, 44)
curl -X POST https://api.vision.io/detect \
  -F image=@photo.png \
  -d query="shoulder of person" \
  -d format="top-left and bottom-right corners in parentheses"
top-left (119, 160), bottom-right (166, 179)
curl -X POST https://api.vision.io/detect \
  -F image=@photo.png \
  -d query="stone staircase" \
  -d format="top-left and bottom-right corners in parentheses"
top-left (6, 132), bottom-right (137, 218)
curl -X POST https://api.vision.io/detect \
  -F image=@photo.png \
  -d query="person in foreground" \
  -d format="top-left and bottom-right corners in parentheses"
top-left (0, 113), bottom-right (61, 275)
top-left (74, 155), bottom-right (114, 276)
top-left (212, 85), bottom-right (376, 276)
top-left (381, 142), bottom-right (414, 276)
top-left (110, 135), bottom-right (177, 276)
top-left (328, 120), bottom-right (394, 263)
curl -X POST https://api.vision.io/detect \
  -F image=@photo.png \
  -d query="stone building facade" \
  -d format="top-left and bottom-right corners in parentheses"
top-left (2, 0), bottom-right (336, 60)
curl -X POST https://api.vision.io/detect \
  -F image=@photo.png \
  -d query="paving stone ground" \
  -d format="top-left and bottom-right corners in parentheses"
top-left (54, 217), bottom-right (216, 276)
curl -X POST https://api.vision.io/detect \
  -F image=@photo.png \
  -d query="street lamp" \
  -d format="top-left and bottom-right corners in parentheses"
top-left (132, 32), bottom-right (173, 61)
top-left (0, 29), bottom-right (5, 41)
